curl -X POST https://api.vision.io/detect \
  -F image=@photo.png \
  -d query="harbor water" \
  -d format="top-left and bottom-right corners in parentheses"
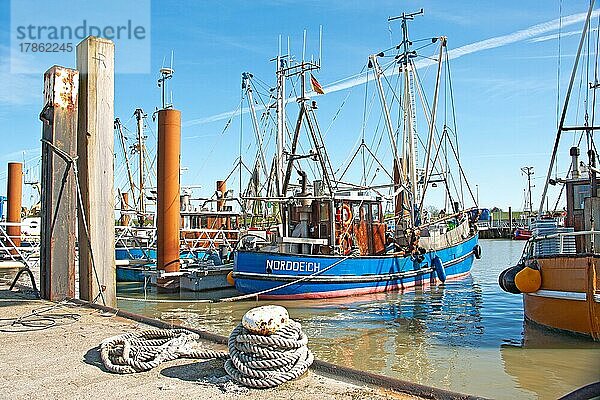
top-left (118, 239), bottom-right (600, 399)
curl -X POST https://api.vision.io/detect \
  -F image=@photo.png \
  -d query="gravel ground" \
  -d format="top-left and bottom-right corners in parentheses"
top-left (0, 286), bottom-right (418, 400)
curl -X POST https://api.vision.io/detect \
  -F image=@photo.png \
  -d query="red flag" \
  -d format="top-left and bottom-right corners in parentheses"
top-left (310, 74), bottom-right (325, 95)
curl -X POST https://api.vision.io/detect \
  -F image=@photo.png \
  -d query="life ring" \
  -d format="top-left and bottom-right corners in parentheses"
top-left (342, 204), bottom-right (352, 226)
top-left (473, 244), bottom-right (482, 259)
top-left (340, 233), bottom-right (353, 255)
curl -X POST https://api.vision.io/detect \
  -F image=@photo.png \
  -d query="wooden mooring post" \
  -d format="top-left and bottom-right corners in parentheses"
top-left (508, 206), bottom-right (513, 237)
top-left (76, 36), bottom-right (116, 307)
top-left (40, 66), bottom-right (79, 300)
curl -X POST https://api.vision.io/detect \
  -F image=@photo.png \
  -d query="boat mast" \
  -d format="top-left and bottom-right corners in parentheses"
top-left (243, 73), bottom-right (269, 181)
top-left (538, 1), bottom-right (594, 214)
top-left (385, 8), bottom-right (423, 227)
top-left (370, 54), bottom-right (406, 226)
top-left (521, 166), bottom-right (534, 217)
top-left (420, 36), bottom-right (446, 209)
top-left (134, 108), bottom-right (146, 223)
top-left (400, 10), bottom-right (421, 218)
top-left (276, 37), bottom-right (286, 197)
top-left (114, 117), bottom-right (137, 208)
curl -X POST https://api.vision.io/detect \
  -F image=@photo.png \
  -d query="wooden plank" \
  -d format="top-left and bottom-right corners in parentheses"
top-left (76, 37), bottom-right (116, 307)
top-left (40, 66), bottom-right (79, 300)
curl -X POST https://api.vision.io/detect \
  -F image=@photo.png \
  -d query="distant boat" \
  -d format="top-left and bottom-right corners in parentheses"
top-left (113, 107), bottom-right (240, 284)
top-left (500, 1), bottom-right (600, 341)
top-left (233, 11), bottom-right (481, 299)
top-left (513, 227), bottom-right (532, 240)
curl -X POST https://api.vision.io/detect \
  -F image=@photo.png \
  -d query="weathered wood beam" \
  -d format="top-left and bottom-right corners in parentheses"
top-left (40, 66), bottom-right (79, 300)
top-left (76, 37), bottom-right (116, 306)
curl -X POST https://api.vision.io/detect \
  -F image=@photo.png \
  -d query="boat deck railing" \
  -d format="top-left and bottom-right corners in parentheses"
top-left (181, 228), bottom-right (239, 252)
top-left (532, 229), bottom-right (600, 256)
top-left (0, 222), bottom-right (40, 269)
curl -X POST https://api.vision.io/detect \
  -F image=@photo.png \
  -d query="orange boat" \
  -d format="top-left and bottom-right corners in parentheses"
top-left (500, 166), bottom-right (600, 340)
top-left (500, 2), bottom-right (600, 341)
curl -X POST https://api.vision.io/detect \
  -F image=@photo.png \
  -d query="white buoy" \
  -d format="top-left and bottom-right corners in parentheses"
top-left (242, 305), bottom-right (289, 335)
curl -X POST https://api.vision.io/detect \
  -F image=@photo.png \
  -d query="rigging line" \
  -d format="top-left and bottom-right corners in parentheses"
top-left (444, 48), bottom-right (465, 205)
top-left (193, 97), bottom-right (244, 180)
top-left (585, 8), bottom-right (592, 152)
top-left (411, 66), bottom-right (433, 158)
top-left (413, 82), bottom-right (451, 207)
top-left (324, 64), bottom-right (367, 138)
top-left (335, 88), bottom-right (376, 179)
top-left (557, 0), bottom-right (563, 130)
top-left (286, 74), bottom-right (319, 179)
top-left (551, 129), bottom-right (588, 213)
top-left (591, 11), bottom-right (600, 132)
top-left (362, 65), bottom-right (369, 186)
top-left (364, 73), bottom-right (397, 180)
top-left (574, 45), bottom-right (586, 148)
top-left (365, 75), bottom-right (397, 180)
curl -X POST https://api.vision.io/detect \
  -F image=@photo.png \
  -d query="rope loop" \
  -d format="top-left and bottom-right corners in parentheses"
top-left (99, 320), bottom-right (313, 389)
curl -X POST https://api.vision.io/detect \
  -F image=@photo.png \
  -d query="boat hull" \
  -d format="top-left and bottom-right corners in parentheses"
top-left (233, 233), bottom-right (478, 299)
top-left (523, 255), bottom-right (600, 340)
top-left (115, 248), bottom-right (155, 282)
top-left (114, 248), bottom-right (225, 282)
top-left (514, 228), bottom-right (532, 240)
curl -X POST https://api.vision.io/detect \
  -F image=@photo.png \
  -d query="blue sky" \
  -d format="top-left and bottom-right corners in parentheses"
top-left (0, 1), bottom-right (597, 211)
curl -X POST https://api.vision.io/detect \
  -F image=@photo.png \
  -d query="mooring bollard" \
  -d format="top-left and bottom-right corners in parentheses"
top-left (242, 305), bottom-right (289, 335)
top-left (100, 304), bottom-right (313, 389)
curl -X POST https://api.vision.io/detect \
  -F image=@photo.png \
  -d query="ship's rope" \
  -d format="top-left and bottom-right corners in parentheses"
top-left (100, 322), bottom-right (313, 388)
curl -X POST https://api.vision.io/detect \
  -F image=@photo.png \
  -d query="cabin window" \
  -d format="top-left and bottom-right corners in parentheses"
top-left (319, 203), bottom-right (329, 221)
top-left (361, 204), bottom-right (369, 221)
top-left (200, 216), bottom-right (208, 228)
top-left (352, 203), bottom-right (360, 223)
top-left (573, 184), bottom-right (591, 210)
top-left (371, 203), bottom-right (380, 222)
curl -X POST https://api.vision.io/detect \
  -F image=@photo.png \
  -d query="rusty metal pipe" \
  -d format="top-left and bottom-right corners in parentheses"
top-left (120, 192), bottom-right (130, 226)
top-left (7, 162), bottom-right (22, 248)
top-left (157, 109), bottom-right (181, 287)
top-left (216, 180), bottom-right (226, 211)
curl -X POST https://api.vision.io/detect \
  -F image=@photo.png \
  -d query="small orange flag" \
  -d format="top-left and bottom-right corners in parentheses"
top-left (310, 73), bottom-right (325, 95)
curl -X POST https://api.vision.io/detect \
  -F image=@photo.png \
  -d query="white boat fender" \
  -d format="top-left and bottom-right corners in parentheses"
top-left (432, 256), bottom-right (446, 283)
top-left (473, 245), bottom-right (482, 259)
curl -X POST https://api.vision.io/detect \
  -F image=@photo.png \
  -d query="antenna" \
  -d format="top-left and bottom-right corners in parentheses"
top-left (302, 29), bottom-right (306, 63)
top-left (388, 8), bottom-right (424, 22)
top-left (319, 25), bottom-right (323, 67)
top-left (157, 51), bottom-right (175, 109)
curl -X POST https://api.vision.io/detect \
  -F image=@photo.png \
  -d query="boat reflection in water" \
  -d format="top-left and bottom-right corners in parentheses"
top-left (118, 240), bottom-right (599, 399)
top-left (500, 321), bottom-right (600, 399)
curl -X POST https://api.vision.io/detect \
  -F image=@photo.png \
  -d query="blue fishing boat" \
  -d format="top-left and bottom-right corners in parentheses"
top-left (233, 11), bottom-right (480, 299)
top-left (115, 247), bottom-right (226, 282)
top-left (115, 248), bottom-right (155, 282)
top-left (235, 232), bottom-right (479, 299)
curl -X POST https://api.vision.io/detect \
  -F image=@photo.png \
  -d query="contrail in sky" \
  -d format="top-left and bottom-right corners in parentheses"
top-left (184, 9), bottom-right (599, 127)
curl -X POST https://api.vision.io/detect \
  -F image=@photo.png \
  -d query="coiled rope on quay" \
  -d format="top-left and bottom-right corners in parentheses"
top-left (100, 305), bottom-right (314, 389)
